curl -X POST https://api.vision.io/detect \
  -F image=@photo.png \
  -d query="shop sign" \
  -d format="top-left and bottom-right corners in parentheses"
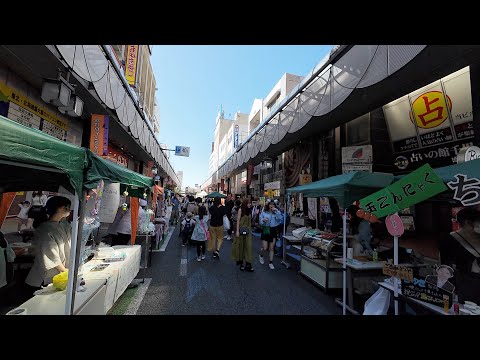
top-left (234, 125), bottom-right (239, 149)
top-left (89, 114), bottom-right (109, 156)
top-left (0, 81), bottom-right (68, 141)
top-left (393, 140), bottom-right (474, 173)
top-left (359, 163), bottom-right (447, 218)
top-left (175, 146), bottom-right (190, 157)
top-left (103, 145), bottom-right (128, 168)
top-left (384, 67), bottom-right (475, 173)
top-left (299, 174), bottom-right (312, 185)
top-left (342, 145), bottom-right (372, 173)
top-left (382, 264), bottom-right (413, 281)
top-left (457, 146), bottom-right (480, 163)
top-left (264, 181), bottom-right (281, 190)
top-left (448, 174), bottom-right (480, 206)
top-left (401, 277), bottom-right (453, 309)
top-left (385, 213), bottom-right (405, 237)
top-left (125, 45), bottom-right (139, 86)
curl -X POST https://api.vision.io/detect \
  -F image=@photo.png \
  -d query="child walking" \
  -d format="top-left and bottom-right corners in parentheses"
top-left (17, 200), bottom-right (31, 233)
top-left (191, 206), bottom-right (209, 261)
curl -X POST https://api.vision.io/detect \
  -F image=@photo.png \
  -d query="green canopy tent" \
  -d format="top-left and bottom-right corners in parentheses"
top-left (206, 191), bottom-right (227, 198)
top-left (0, 117), bottom-right (155, 314)
top-left (433, 158), bottom-right (480, 183)
top-left (0, 116), bottom-right (86, 195)
top-left (85, 150), bottom-right (154, 191)
top-left (286, 171), bottom-right (395, 315)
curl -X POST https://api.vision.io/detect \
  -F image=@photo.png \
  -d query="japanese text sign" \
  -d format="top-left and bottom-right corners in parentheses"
top-left (383, 263), bottom-right (413, 281)
top-left (125, 45), bottom-right (139, 86)
top-left (385, 214), bottom-right (405, 237)
top-left (401, 277), bottom-right (452, 309)
top-left (89, 114), bottom-right (109, 156)
top-left (175, 146), bottom-right (190, 157)
top-left (359, 164), bottom-right (447, 218)
top-left (448, 174), bottom-right (480, 206)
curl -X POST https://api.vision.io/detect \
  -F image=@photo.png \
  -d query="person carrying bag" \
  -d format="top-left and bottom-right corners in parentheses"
top-left (231, 199), bottom-right (254, 272)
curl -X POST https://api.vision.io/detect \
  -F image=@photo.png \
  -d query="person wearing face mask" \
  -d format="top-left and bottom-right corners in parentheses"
top-left (25, 196), bottom-right (72, 295)
top-left (443, 208), bottom-right (480, 304)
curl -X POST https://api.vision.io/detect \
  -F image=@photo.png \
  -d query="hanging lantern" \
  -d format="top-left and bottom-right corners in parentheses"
top-left (123, 190), bottom-right (129, 197)
top-left (122, 202), bottom-right (128, 211)
top-left (356, 209), bottom-right (365, 218)
top-left (363, 212), bottom-right (371, 221)
top-left (369, 214), bottom-right (378, 223)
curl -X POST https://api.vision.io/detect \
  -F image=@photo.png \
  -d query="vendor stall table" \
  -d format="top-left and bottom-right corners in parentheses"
top-left (16, 278), bottom-right (106, 315)
top-left (281, 235), bottom-right (302, 269)
top-left (334, 258), bottom-right (428, 315)
top-left (378, 281), bottom-right (459, 315)
top-left (83, 245), bottom-right (141, 313)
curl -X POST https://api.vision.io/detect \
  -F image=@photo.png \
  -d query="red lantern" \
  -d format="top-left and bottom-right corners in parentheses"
top-left (363, 212), bottom-right (371, 221)
top-left (369, 214), bottom-right (378, 223)
top-left (356, 209), bottom-right (365, 218)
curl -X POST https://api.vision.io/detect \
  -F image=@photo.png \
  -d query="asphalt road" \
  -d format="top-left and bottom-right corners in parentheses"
top-left (136, 225), bottom-right (341, 315)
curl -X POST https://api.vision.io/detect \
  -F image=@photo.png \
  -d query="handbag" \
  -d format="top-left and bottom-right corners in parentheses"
top-left (200, 220), bottom-right (210, 241)
top-left (239, 227), bottom-right (249, 236)
top-left (262, 226), bottom-right (270, 235)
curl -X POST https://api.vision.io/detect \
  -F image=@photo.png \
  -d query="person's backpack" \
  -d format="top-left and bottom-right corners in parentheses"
top-left (183, 219), bottom-right (194, 236)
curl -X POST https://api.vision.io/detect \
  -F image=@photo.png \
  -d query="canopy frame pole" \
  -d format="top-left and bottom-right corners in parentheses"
top-left (342, 211), bottom-right (347, 315)
top-left (65, 190), bottom-right (87, 315)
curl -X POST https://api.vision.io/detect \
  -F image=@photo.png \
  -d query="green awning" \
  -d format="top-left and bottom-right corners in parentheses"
top-left (84, 150), bottom-right (153, 190)
top-left (0, 116), bottom-right (86, 195)
top-left (206, 191), bottom-right (227, 198)
top-left (433, 158), bottom-right (480, 183)
top-left (287, 171), bottom-right (394, 207)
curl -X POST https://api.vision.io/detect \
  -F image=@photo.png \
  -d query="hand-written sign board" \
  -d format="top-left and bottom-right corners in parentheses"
top-left (360, 164), bottom-right (447, 218)
top-left (401, 277), bottom-right (452, 310)
top-left (383, 263), bottom-right (413, 281)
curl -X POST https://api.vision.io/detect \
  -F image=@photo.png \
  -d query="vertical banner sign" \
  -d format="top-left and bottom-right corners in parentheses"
top-left (90, 114), bottom-right (109, 156)
top-left (125, 45), bottom-right (139, 86)
top-left (234, 125), bottom-right (239, 149)
top-left (359, 163), bottom-right (448, 218)
top-left (102, 117), bottom-right (109, 156)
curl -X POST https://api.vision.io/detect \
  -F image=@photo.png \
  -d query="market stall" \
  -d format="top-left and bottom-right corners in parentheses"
top-left (0, 116), bottom-right (154, 314)
top-left (0, 116), bottom-right (87, 315)
top-left (287, 171), bottom-right (394, 315)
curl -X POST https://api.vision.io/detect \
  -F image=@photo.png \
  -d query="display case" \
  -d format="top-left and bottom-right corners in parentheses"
top-left (300, 233), bottom-right (343, 292)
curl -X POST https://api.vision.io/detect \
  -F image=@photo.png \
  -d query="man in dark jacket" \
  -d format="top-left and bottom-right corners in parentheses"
top-left (208, 196), bottom-right (226, 259)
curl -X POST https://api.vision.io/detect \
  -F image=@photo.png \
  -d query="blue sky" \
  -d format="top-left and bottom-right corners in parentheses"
top-left (151, 45), bottom-right (333, 189)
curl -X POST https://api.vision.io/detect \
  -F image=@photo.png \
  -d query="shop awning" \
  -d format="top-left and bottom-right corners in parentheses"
top-left (84, 150), bottom-right (154, 191)
top-left (0, 116), bottom-right (86, 195)
top-left (432, 158), bottom-right (480, 183)
top-left (206, 191), bottom-right (227, 198)
top-left (286, 171), bottom-right (394, 206)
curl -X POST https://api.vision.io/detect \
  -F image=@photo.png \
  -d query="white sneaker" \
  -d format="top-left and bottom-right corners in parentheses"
top-left (201, 254), bottom-right (206, 260)
top-left (197, 256), bottom-right (201, 262)
top-left (226, 236), bottom-right (231, 240)
top-left (269, 263), bottom-right (275, 270)
top-left (259, 255), bottom-right (265, 265)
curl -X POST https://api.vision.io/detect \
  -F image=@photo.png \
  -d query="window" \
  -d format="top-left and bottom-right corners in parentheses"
top-left (346, 113), bottom-right (370, 146)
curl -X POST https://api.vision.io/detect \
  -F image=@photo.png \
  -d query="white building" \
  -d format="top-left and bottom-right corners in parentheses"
top-left (208, 111), bottom-right (233, 176)
top-left (248, 73), bottom-right (303, 136)
top-left (177, 170), bottom-right (183, 189)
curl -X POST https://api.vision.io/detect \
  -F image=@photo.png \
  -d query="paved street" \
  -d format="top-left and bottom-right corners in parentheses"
top-left (136, 225), bottom-right (341, 315)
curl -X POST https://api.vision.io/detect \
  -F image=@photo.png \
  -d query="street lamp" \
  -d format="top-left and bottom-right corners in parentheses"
top-left (41, 71), bottom-right (73, 107)
top-left (261, 155), bottom-right (273, 169)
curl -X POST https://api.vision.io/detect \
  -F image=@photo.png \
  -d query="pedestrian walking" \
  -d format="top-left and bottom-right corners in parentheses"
top-left (191, 206), bottom-right (209, 261)
top-left (232, 199), bottom-right (254, 272)
top-left (208, 196), bottom-right (226, 259)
